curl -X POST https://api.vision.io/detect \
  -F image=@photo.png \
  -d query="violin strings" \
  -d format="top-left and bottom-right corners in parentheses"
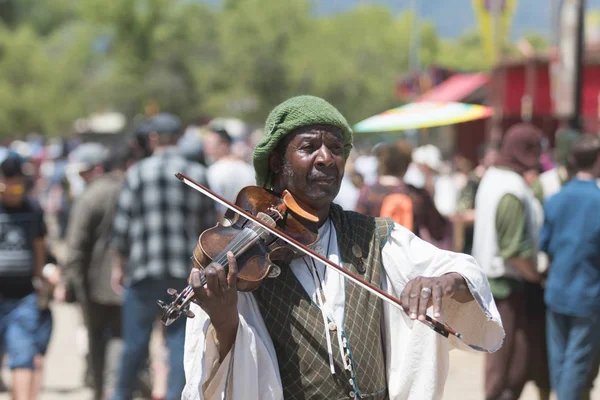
top-left (212, 226), bottom-right (257, 265)
top-left (209, 222), bottom-right (264, 269)
top-left (171, 225), bottom-right (262, 313)
top-left (209, 214), bottom-right (273, 268)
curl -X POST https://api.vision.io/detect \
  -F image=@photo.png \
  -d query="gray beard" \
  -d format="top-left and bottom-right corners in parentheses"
top-left (280, 157), bottom-right (297, 183)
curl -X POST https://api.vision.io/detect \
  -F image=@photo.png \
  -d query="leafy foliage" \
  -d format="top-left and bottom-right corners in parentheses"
top-left (0, 0), bottom-right (549, 138)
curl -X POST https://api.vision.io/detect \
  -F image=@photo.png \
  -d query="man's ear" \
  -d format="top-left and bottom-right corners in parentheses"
top-left (269, 152), bottom-right (282, 174)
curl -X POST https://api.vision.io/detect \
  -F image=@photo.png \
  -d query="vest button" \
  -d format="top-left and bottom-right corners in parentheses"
top-left (328, 322), bottom-right (337, 331)
top-left (349, 391), bottom-right (356, 398)
top-left (357, 262), bottom-right (366, 274)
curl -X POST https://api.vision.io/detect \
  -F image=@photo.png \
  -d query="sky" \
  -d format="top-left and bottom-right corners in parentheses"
top-left (313, 0), bottom-right (600, 39)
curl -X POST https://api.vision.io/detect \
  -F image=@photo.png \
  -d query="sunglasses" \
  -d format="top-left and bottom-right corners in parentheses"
top-left (0, 183), bottom-right (25, 195)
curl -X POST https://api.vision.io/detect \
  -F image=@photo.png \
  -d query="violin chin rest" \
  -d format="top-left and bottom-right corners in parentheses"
top-left (282, 190), bottom-right (319, 223)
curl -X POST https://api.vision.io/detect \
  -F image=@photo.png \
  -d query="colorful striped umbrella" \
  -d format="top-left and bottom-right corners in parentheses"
top-left (353, 101), bottom-right (493, 133)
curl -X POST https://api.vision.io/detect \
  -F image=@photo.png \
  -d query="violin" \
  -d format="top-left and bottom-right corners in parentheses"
top-left (157, 173), bottom-right (463, 340)
top-left (158, 177), bottom-right (320, 325)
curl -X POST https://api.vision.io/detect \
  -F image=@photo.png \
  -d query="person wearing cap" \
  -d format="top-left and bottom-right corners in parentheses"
top-left (68, 142), bottom-right (109, 194)
top-left (182, 96), bottom-right (504, 400)
top-left (0, 154), bottom-right (48, 400)
top-left (62, 141), bottom-right (110, 388)
top-left (472, 124), bottom-right (545, 400)
top-left (61, 144), bottom-right (138, 400)
top-left (111, 112), bottom-right (216, 400)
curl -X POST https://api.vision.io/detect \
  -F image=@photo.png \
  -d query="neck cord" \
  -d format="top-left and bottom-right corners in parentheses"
top-left (304, 220), bottom-right (333, 294)
top-left (302, 220), bottom-right (349, 374)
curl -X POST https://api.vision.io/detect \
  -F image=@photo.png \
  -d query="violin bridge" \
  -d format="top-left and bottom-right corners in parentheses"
top-left (268, 206), bottom-right (285, 222)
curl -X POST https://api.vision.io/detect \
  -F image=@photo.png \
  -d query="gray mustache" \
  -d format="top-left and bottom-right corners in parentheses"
top-left (308, 172), bottom-right (338, 181)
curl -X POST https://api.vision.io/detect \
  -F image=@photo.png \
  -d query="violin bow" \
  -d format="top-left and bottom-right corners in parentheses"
top-left (175, 172), bottom-right (463, 340)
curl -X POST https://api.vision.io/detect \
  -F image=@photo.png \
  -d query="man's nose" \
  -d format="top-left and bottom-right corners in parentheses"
top-left (315, 145), bottom-right (334, 167)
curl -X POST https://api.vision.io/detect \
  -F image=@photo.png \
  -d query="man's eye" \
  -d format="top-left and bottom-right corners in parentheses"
top-left (329, 144), bottom-right (344, 153)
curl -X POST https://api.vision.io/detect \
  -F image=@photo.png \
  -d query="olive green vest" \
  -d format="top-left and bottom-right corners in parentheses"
top-left (254, 205), bottom-right (394, 399)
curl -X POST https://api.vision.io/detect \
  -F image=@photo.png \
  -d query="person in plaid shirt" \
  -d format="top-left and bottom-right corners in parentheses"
top-left (111, 113), bottom-right (216, 400)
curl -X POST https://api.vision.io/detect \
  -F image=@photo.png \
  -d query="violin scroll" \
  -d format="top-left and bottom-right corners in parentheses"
top-left (157, 286), bottom-right (196, 326)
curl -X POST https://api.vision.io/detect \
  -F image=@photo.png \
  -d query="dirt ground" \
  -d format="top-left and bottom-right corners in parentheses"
top-left (2, 303), bottom-right (599, 400)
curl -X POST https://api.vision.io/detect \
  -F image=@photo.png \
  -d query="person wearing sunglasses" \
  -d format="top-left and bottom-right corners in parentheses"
top-left (0, 154), bottom-right (48, 400)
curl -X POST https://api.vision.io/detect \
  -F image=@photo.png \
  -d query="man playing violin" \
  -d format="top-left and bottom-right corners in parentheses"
top-left (182, 96), bottom-right (504, 400)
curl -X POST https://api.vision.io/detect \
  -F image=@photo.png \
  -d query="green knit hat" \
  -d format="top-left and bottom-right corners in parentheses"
top-left (253, 95), bottom-right (353, 187)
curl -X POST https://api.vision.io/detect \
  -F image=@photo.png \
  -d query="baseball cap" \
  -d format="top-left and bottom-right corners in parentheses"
top-left (68, 143), bottom-right (108, 173)
top-left (148, 113), bottom-right (182, 135)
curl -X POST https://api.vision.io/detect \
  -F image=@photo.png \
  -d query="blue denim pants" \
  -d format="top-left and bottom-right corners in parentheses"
top-left (113, 277), bottom-right (188, 400)
top-left (0, 293), bottom-right (39, 369)
top-left (546, 310), bottom-right (600, 400)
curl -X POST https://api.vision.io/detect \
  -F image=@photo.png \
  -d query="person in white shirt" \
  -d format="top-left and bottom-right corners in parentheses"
top-left (182, 95), bottom-right (504, 400)
top-left (204, 128), bottom-right (255, 216)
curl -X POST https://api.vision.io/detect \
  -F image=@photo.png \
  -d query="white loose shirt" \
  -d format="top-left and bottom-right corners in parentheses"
top-left (206, 159), bottom-right (256, 214)
top-left (183, 222), bottom-right (504, 400)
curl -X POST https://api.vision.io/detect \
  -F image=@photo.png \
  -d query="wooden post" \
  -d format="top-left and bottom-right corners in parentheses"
top-left (570, 0), bottom-right (586, 130)
top-left (554, 0), bottom-right (586, 130)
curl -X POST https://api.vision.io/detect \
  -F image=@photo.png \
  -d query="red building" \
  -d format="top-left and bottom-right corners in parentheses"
top-left (489, 44), bottom-right (600, 143)
top-left (408, 44), bottom-right (600, 163)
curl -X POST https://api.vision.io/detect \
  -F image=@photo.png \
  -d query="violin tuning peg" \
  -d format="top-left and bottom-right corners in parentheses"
top-left (184, 309), bottom-right (196, 319)
top-left (167, 288), bottom-right (178, 297)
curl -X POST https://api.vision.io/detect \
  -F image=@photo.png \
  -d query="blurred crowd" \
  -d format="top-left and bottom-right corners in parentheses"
top-left (0, 112), bottom-right (599, 400)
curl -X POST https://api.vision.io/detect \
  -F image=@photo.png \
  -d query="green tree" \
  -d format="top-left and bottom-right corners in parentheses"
top-left (0, 22), bottom-right (98, 137)
top-left (78, 0), bottom-right (219, 121)
top-left (284, 7), bottom-right (438, 124)
top-left (435, 31), bottom-right (493, 72)
top-left (0, 0), bottom-right (550, 138)
top-left (0, 0), bottom-right (78, 35)
top-left (202, 0), bottom-right (311, 121)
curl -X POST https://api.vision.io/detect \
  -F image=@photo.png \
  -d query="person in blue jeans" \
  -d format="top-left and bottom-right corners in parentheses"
top-left (111, 114), bottom-right (216, 400)
top-left (539, 134), bottom-right (600, 400)
top-left (0, 153), bottom-right (47, 400)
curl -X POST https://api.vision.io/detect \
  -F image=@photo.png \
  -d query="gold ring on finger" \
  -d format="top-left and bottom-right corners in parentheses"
top-left (421, 287), bottom-right (432, 298)
top-left (410, 292), bottom-right (419, 298)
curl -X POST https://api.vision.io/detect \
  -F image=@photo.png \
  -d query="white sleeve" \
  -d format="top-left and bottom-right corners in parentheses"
top-left (182, 293), bottom-right (283, 400)
top-left (379, 224), bottom-right (505, 400)
top-left (381, 223), bottom-right (504, 353)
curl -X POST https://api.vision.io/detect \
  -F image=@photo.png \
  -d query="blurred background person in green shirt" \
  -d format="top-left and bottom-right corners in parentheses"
top-left (473, 123), bottom-right (548, 400)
